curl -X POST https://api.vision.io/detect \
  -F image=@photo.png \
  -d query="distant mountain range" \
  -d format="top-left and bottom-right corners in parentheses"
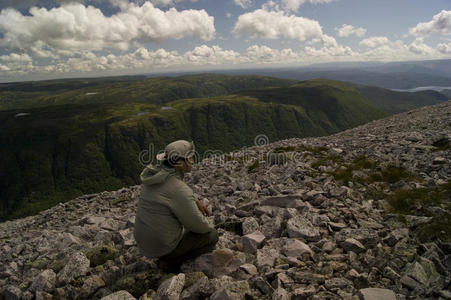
top-left (151, 59), bottom-right (451, 90)
top-left (0, 74), bottom-right (448, 221)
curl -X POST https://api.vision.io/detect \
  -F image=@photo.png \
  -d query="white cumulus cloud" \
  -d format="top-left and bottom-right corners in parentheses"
top-left (281, 0), bottom-right (336, 12)
top-left (438, 42), bottom-right (451, 54)
top-left (408, 38), bottom-right (434, 55)
top-left (234, 0), bottom-right (253, 9)
top-left (0, 1), bottom-right (215, 52)
top-left (184, 45), bottom-right (243, 64)
top-left (409, 10), bottom-right (451, 36)
top-left (0, 53), bottom-right (34, 74)
top-left (0, 53), bottom-right (32, 63)
top-left (233, 9), bottom-right (323, 41)
top-left (148, 0), bottom-right (199, 7)
top-left (336, 24), bottom-right (366, 38)
top-left (359, 36), bottom-right (389, 48)
top-left (305, 34), bottom-right (357, 57)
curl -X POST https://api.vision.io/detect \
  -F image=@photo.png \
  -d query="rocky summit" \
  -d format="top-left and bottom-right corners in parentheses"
top-left (1, 101), bottom-right (450, 300)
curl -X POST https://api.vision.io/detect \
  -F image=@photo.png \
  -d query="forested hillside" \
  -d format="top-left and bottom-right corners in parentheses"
top-left (0, 75), bottom-right (447, 221)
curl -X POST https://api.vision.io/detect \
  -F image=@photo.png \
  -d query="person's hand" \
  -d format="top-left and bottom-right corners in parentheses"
top-left (196, 199), bottom-right (211, 217)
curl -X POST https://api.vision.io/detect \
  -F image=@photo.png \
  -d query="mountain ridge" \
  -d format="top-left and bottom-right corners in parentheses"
top-left (1, 78), bottom-right (391, 221)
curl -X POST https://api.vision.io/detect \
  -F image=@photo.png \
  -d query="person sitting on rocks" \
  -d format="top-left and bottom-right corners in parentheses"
top-left (134, 140), bottom-right (218, 272)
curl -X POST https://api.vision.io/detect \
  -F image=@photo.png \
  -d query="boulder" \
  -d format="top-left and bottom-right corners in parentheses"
top-left (57, 252), bottom-right (90, 285)
top-left (242, 231), bottom-right (266, 254)
top-left (180, 276), bottom-right (213, 300)
top-left (241, 217), bottom-right (260, 235)
top-left (2, 285), bottom-right (22, 300)
top-left (29, 269), bottom-right (56, 293)
top-left (80, 275), bottom-right (106, 298)
top-left (358, 288), bottom-right (396, 300)
top-left (100, 290), bottom-right (136, 300)
top-left (256, 247), bottom-right (279, 268)
top-left (283, 239), bottom-right (313, 258)
top-left (286, 216), bottom-right (320, 241)
top-left (156, 273), bottom-right (185, 300)
top-left (272, 287), bottom-right (290, 300)
top-left (341, 238), bottom-right (366, 254)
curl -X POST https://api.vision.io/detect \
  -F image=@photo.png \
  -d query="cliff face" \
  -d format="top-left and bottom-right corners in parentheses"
top-left (0, 81), bottom-right (387, 221)
top-left (0, 101), bottom-right (449, 300)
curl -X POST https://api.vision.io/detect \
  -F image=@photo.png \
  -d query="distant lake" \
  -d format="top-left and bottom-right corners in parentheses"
top-left (391, 86), bottom-right (451, 93)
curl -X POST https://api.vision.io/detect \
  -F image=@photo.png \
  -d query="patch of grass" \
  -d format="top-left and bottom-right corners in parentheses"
top-left (311, 154), bottom-right (343, 169)
top-left (274, 146), bottom-right (297, 152)
top-left (353, 156), bottom-right (378, 169)
top-left (330, 155), bottom-right (376, 183)
top-left (373, 165), bottom-right (416, 184)
top-left (388, 181), bottom-right (451, 242)
top-left (297, 145), bottom-right (328, 154)
top-left (416, 213), bottom-right (451, 242)
top-left (388, 181), bottom-right (451, 214)
top-left (366, 186), bottom-right (387, 200)
top-left (331, 155), bottom-right (416, 185)
top-left (247, 159), bottom-right (259, 173)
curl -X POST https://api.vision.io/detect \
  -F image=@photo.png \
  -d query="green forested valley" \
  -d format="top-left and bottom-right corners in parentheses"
top-left (0, 74), bottom-right (447, 220)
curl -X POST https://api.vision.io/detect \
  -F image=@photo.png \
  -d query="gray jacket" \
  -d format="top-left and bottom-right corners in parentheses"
top-left (134, 163), bottom-right (213, 258)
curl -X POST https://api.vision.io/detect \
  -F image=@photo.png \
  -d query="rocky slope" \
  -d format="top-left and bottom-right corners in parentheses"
top-left (0, 101), bottom-right (450, 300)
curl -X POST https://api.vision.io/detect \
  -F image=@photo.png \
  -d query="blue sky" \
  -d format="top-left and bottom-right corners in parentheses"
top-left (0, 0), bottom-right (450, 82)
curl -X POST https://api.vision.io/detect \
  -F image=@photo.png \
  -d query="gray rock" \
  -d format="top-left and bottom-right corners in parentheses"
top-left (383, 266), bottom-right (401, 281)
top-left (190, 249), bottom-right (246, 277)
top-left (324, 277), bottom-right (353, 290)
top-left (403, 257), bottom-right (441, 288)
top-left (80, 275), bottom-right (106, 298)
top-left (256, 247), bottom-right (279, 268)
top-left (57, 251), bottom-right (90, 285)
top-left (328, 222), bottom-right (347, 231)
top-left (283, 239), bottom-right (313, 257)
top-left (286, 216), bottom-right (320, 241)
top-left (242, 231), bottom-right (266, 254)
top-left (358, 288), bottom-right (396, 300)
top-left (100, 290), bottom-right (137, 300)
top-left (56, 232), bottom-right (83, 249)
top-left (260, 194), bottom-right (303, 208)
top-left (118, 228), bottom-right (136, 247)
top-left (35, 291), bottom-right (53, 300)
top-left (433, 157), bottom-right (447, 164)
top-left (209, 277), bottom-right (250, 300)
top-left (400, 275), bottom-right (425, 291)
top-left (291, 271), bottom-right (326, 284)
top-left (2, 285), bottom-right (22, 300)
top-left (29, 269), bottom-right (56, 293)
top-left (272, 287), bottom-right (290, 300)
top-left (241, 217), bottom-right (260, 235)
top-left (383, 228), bottom-right (409, 246)
top-left (180, 276), bottom-right (213, 300)
top-left (262, 216), bottom-right (283, 238)
top-left (252, 276), bottom-right (274, 295)
top-left (291, 285), bottom-right (316, 300)
top-left (335, 228), bottom-right (379, 248)
top-left (156, 273), bottom-right (185, 300)
top-left (341, 238), bottom-right (366, 254)
top-left (322, 241), bottom-right (336, 253)
top-left (439, 290), bottom-right (451, 299)
top-left (239, 264), bottom-right (258, 275)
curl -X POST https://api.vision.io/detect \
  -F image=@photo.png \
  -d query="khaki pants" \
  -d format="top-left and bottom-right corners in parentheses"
top-left (159, 228), bottom-right (219, 267)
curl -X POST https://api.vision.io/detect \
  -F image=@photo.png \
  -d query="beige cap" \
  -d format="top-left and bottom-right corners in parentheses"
top-left (156, 140), bottom-right (195, 162)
